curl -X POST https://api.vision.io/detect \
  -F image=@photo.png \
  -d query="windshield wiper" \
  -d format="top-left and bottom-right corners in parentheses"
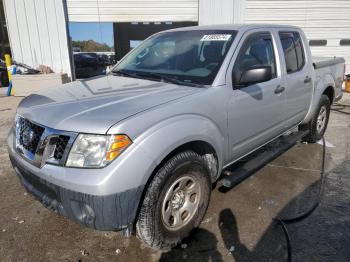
top-left (110, 70), bottom-right (139, 79)
top-left (112, 70), bottom-right (203, 87)
top-left (135, 72), bottom-right (203, 87)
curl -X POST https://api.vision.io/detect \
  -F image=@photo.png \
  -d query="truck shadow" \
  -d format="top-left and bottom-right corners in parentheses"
top-left (160, 159), bottom-right (350, 262)
top-left (159, 228), bottom-right (224, 261)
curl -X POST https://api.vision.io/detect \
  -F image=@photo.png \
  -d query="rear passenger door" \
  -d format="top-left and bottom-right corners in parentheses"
top-left (278, 31), bottom-right (313, 128)
top-left (226, 31), bottom-right (286, 162)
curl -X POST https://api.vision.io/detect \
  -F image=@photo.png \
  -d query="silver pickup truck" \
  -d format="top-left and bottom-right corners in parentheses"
top-left (8, 24), bottom-right (345, 250)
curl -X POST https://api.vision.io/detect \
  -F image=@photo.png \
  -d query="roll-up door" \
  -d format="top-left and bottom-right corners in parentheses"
top-left (66, 0), bottom-right (198, 22)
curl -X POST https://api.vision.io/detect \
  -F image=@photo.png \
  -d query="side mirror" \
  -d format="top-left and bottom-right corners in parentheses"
top-left (238, 65), bottom-right (272, 87)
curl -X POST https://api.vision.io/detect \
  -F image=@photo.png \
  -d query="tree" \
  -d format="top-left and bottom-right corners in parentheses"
top-left (72, 40), bottom-right (113, 52)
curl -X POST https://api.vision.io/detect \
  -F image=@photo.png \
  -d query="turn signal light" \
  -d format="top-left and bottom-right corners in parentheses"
top-left (106, 135), bottom-right (132, 161)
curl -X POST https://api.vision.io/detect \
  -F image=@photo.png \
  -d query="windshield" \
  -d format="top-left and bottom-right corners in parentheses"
top-left (112, 30), bottom-right (237, 86)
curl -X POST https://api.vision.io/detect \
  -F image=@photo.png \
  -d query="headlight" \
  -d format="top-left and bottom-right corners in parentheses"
top-left (66, 134), bottom-right (132, 168)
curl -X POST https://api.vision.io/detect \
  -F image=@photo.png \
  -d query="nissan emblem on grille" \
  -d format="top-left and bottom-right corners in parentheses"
top-left (14, 116), bottom-right (73, 167)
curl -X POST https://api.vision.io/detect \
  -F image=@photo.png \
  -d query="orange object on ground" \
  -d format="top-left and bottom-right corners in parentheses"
top-left (345, 81), bottom-right (350, 93)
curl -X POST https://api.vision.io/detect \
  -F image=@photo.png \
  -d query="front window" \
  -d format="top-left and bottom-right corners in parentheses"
top-left (232, 32), bottom-right (277, 86)
top-left (113, 30), bottom-right (237, 86)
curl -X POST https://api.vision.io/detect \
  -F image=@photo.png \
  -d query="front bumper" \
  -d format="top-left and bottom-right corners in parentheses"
top-left (9, 153), bottom-right (144, 231)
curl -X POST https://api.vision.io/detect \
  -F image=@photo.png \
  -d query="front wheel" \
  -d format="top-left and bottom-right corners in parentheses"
top-left (136, 151), bottom-right (211, 250)
top-left (301, 94), bottom-right (330, 143)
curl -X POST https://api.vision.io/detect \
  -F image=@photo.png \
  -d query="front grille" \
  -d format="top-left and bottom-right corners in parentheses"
top-left (54, 135), bottom-right (70, 160)
top-left (15, 117), bottom-right (75, 167)
top-left (17, 117), bottom-right (45, 154)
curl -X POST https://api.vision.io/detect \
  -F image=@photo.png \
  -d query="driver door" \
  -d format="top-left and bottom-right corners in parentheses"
top-left (226, 30), bottom-right (287, 162)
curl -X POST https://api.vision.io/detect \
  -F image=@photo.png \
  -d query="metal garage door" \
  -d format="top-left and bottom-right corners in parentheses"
top-left (244, 0), bottom-right (350, 73)
top-left (66, 0), bottom-right (198, 22)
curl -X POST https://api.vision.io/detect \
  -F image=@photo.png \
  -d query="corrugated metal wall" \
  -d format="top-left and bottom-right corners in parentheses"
top-left (3, 0), bottom-right (72, 77)
top-left (66, 0), bottom-right (198, 22)
top-left (244, 0), bottom-right (350, 72)
top-left (199, 0), bottom-right (245, 25)
top-left (199, 0), bottom-right (234, 25)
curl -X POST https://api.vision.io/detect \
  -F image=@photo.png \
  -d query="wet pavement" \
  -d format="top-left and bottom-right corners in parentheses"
top-left (0, 94), bottom-right (349, 261)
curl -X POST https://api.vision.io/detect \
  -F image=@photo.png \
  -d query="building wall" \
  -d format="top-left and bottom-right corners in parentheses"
top-left (244, 0), bottom-right (350, 73)
top-left (199, 0), bottom-right (349, 73)
top-left (66, 0), bottom-right (198, 22)
top-left (3, 0), bottom-right (72, 77)
top-left (199, 0), bottom-right (245, 25)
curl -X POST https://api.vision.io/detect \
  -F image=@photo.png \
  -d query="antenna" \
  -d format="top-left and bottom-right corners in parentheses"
top-left (96, 0), bottom-right (103, 48)
top-left (96, 0), bottom-right (112, 88)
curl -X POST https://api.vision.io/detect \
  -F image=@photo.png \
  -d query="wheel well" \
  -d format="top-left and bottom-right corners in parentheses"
top-left (161, 141), bottom-right (219, 181)
top-left (323, 86), bottom-right (334, 103)
top-left (133, 141), bottom-right (219, 230)
top-left (144, 140), bottom-right (219, 189)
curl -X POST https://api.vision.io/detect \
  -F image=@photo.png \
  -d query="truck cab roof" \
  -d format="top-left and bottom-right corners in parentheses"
top-left (165, 23), bottom-right (302, 33)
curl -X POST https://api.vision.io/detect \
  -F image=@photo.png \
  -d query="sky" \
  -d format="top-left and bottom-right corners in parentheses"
top-left (68, 22), bottom-right (114, 47)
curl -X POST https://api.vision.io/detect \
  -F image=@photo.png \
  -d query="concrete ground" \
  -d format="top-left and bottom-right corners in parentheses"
top-left (0, 93), bottom-right (349, 261)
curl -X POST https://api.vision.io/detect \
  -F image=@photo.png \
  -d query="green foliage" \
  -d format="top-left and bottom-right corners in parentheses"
top-left (72, 40), bottom-right (113, 52)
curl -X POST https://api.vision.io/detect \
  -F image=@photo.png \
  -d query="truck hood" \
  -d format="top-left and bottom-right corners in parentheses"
top-left (17, 75), bottom-right (201, 133)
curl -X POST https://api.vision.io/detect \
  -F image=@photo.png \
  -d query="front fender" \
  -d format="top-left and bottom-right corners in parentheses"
top-left (134, 114), bottom-right (225, 180)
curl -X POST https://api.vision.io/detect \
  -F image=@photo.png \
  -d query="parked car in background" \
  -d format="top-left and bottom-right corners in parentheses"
top-left (97, 54), bottom-right (110, 66)
top-left (73, 52), bottom-right (106, 78)
top-left (73, 52), bottom-right (99, 78)
top-left (107, 54), bottom-right (116, 65)
top-left (72, 47), bottom-right (81, 53)
top-left (74, 52), bottom-right (116, 78)
top-left (8, 24), bottom-right (345, 250)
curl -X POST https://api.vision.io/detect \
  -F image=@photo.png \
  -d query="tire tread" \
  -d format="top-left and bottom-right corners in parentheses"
top-left (302, 94), bottom-right (330, 143)
top-left (136, 151), bottom-right (210, 250)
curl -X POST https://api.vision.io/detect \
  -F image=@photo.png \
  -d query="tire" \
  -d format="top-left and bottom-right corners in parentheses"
top-left (301, 94), bottom-right (331, 143)
top-left (136, 151), bottom-right (211, 250)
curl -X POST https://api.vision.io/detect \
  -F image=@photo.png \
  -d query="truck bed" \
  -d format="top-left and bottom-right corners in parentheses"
top-left (312, 56), bottom-right (345, 102)
top-left (312, 57), bottom-right (345, 69)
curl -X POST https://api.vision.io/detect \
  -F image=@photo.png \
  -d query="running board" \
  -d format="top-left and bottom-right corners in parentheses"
top-left (221, 129), bottom-right (309, 189)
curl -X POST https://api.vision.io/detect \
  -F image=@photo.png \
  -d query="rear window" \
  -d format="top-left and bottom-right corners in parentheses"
top-left (279, 32), bottom-right (305, 74)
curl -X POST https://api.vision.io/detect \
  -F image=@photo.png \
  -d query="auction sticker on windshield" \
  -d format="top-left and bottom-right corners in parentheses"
top-left (200, 34), bottom-right (232, 41)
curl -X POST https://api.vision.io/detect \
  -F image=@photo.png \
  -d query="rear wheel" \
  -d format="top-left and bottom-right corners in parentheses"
top-left (136, 151), bottom-right (211, 250)
top-left (301, 94), bottom-right (330, 143)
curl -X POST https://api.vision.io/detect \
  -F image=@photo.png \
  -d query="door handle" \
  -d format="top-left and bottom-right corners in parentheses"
top-left (274, 85), bottom-right (285, 94)
top-left (304, 76), bottom-right (312, 83)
